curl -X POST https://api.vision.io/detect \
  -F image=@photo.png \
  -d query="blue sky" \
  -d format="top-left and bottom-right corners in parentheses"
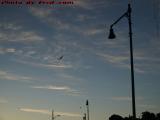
top-left (0, 0), bottom-right (160, 120)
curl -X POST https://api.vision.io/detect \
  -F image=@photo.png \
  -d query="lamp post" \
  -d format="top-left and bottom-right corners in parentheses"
top-left (83, 113), bottom-right (87, 120)
top-left (52, 109), bottom-right (61, 120)
top-left (108, 4), bottom-right (136, 119)
top-left (86, 100), bottom-right (89, 120)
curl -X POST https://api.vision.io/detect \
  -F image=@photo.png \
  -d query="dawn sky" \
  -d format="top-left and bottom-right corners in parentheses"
top-left (0, 0), bottom-right (160, 120)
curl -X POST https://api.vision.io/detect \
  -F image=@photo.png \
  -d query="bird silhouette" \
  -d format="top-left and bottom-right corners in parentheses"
top-left (57, 55), bottom-right (63, 61)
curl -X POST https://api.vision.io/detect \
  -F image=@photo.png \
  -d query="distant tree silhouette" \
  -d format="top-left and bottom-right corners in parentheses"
top-left (124, 115), bottom-right (140, 120)
top-left (156, 113), bottom-right (160, 120)
top-left (141, 111), bottom-right (156, 120)
top-left (109, 114), bottom-right (123, 120)
top-left (124, 116), bottom-right (130, 120)
top-left (108, 111), bottom-right (160, 120)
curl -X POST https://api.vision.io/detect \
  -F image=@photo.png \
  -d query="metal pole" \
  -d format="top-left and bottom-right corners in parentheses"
top-left (86, 100), bottom-right (89, 120)
top-left (127, 4), bottom-right (136, 119)
top-left (83, 113), bottom-right (87, 120)
top-left (52, 109), bottom-right (54, 120)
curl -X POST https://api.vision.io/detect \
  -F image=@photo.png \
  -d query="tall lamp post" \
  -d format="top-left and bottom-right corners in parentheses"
top-left (108, 4), bottom-right (136, 119)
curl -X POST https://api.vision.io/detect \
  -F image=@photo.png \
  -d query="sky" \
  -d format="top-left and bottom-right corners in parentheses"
top-left (0, 0), bottom-right (160, 120)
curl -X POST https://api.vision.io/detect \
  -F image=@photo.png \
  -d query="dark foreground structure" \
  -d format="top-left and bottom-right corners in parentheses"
top-left (109, 111), bottom-right (160, 120)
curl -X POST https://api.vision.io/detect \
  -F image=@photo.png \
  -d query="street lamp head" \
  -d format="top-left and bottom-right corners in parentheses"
top-left (108, 27), bottom-right (116, 39)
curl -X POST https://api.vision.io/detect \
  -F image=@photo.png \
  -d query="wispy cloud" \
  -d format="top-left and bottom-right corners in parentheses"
top-left (39, 63), bottom-right (72, 69)
top-left (19, 108), bottom-right (50, 115)
top-left (57, 73), bottom-right (84, 82)
top-left (111, 96), bottom-right (144, 101)
top-left (0, 23), bottom-right (22, 30)
top-left (111, 96), bottom-right (132, 101)
top-left (74, 0), bottom-right (107, 10)
top-left (74, 0), bottom-right (92, 9)
top-left (138, 104), bottom-right (156, 109)
top-left (29, 7), bottom-right (94, 33)
top-left (31, 85), bottom-right (80, 96)
top-left (76, 14), bottom-right (96, 22)
top-left (97, 53), bottom-right (128, 64)
top-left (0, 47), bottom-right (16, 54)
top-left (29, 7), bottom-right (70, 30)
top-left (0, 31), bottom-right (44, 42)
top-left (16, 60), bottom-right (72, 69)
top-left (19, 108), bottom-right (81, 117)
top-left (30, 7), bottom-right (51, 18)
top-left (32, 85), bottom-right (71, 91)
top-left (0, 22), bottom-right (44, 43)
top-left (84, 28), bottom-right (104, 36)
top-left (57, 112), bottom-right (81, 117)
top-left (0, 70), bottom-right (32, 82)
top-left (96, 52), bottom-right (148, 73)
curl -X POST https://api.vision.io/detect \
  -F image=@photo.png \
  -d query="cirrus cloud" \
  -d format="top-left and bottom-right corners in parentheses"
top-left (19, 108), bottom-right (81, 117)
top-left (0, 70), bottom-right (32, 82)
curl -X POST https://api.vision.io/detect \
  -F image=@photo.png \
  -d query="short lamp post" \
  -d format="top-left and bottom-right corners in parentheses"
top-left (52, 109), bottom-right (61, 120)
top-left (108, 4), bottom-right (136, 119)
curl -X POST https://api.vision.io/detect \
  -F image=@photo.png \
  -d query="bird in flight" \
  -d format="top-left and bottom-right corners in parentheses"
top-left (57, 55), bottom-right (63, 61)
